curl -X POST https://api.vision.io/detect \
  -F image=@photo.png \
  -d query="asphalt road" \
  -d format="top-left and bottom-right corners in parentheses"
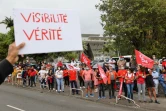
top-left (0, 85), bottom-right (136, 111)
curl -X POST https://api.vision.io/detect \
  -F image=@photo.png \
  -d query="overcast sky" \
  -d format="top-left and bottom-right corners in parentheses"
top-left (0, 0), bottom-right (103, 34)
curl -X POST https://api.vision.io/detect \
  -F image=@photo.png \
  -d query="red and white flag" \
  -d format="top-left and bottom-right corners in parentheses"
top-left (97, 64), bottom-right (107, 84)
top-left (66, 64), bottom-right (74, 70)
top-left (80, 52), bottom-right (91, 69)
top-left (135, 50), bottom-right (154, 69)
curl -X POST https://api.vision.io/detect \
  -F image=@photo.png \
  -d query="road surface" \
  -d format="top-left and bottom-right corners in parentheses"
top-left (0, 85), bottom-right (137, 111)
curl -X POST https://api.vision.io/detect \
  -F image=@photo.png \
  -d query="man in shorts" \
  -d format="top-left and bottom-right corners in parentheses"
top-left (82, 67), bottom-right (94, 97)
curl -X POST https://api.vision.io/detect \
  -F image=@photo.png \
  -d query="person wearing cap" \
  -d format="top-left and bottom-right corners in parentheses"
top-left (0, 42), bottom-right (25, 85)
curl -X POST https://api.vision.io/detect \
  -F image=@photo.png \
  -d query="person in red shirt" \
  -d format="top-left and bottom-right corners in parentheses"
top-left (47, 74), bottom-right (53, 91)
top-left (82, 67), bottom-right (94, 98)
top-left (63, 67), bottom-right (69, 87)
top-left (117, 65), bottom-right (127, 97)
top-left (136, 65), bottom-right (146, 102)
top-left (79, 66), bottom-right (85, 88)
top-left (27, 66), bottom-right (32, 86)
top-left (29, 66), bottom-right (37, 87)
top-left (68, 69), bottom-right (78, 95)
top-left (125, 68), bottom-right (135, 102)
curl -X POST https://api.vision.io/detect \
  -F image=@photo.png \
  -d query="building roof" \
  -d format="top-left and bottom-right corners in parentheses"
top-left (81, 34), bottom-right (100, 37)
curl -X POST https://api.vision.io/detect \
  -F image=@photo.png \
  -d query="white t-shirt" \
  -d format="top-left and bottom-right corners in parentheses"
top-left (152, 71), bottom-right (159, 84)
top-left (127, 73), bottom-right (135, 78)
top-left (55, 70), bottom-right (63, 78)
top-left (109, 59), bottom-right (116, 69)
top-left (38, 70), bottom-right (48, 79)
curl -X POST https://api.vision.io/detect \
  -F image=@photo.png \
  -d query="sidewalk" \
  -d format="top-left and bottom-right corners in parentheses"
top-left (5, 82), bottom-right (166, 111)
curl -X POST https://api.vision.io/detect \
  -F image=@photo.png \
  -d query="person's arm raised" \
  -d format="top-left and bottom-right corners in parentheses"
top-left (0, 42), bottom-right (25, 84)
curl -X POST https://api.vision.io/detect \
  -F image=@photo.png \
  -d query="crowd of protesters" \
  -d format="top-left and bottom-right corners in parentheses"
top-left (5, 55), bottom-right (166, 104)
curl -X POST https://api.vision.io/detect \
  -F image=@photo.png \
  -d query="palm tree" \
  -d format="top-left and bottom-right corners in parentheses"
top-left (0, 16), bottom-right (13, 29)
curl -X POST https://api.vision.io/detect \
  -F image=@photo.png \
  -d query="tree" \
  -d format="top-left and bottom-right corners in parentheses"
top-left (0, 16), bottom-right (13, 29)
top-left (64, 52), bottom-right (78, 61)
top-left (96, 0), bottom-right (166, 57)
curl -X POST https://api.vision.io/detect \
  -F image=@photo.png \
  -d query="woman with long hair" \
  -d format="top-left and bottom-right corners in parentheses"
top-left (125, 68), bottom-right (135, 102)
top-left (136, 65), bottom-right (146, 102)
top-left (55, 66), bottom-right (64, 93)
top-left (95, 68), bottom-right (105, 99)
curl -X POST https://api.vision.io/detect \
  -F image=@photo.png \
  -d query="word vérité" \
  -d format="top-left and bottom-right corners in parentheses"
top-left (21, 12), bottom-right (68, 23)
top-left (23, 27), bottom-right (62, 41)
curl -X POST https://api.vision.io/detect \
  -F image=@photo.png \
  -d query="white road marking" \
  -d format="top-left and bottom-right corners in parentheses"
top-left (7, 105), bottom-right (25, 111)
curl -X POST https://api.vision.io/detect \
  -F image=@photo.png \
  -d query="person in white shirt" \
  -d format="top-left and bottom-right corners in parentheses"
top-left (108, 56), bottom-right (116, 69)
top-left (71, 59), bottom-right (76, 66)
top-left (152, 68), bottom-right (159, 96)
top-left (55, 67), bottom-right (64, 93)
top-left (38, 67), bottom-right (48, 91)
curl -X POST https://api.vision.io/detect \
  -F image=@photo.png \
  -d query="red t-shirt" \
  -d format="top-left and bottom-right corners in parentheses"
top-left (162, 61), bottom-right (166, 67)
top-left (136, 71), bottom-right (145, 84)
top-left (118, 69), bottom-right (127, 82)
top-left (30, 70), bottom-right (37, 77)
top-left (63, 70), bottom-right (68, 77)
top-left (82, 70), bottom-right (92, 81)
top-left (27, 69), bottom-right (32, 76)
top-left (47, 76), bottom-right (53, 83)
top-left (80, 70), bottom-right (84, 77)
top-left (69, 70), bottom-right (76, 81)
top-left (98, 79), bottom-right (104, 84)
top-left (97, 73), bottom-right (104, 84)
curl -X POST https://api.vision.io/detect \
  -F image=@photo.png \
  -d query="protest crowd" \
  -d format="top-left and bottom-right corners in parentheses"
top-left (6, 53), bottom-right (166, 104)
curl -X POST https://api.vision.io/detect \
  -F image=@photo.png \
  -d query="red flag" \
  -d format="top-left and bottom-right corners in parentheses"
top-left (97, 64), bottom-right (107, 84)
top-left (118, 81), bottom-right (123, 97)
top-left (135, 50), bottom-right (154, 69)
top-left (80, 52), bottom-right (91, 68)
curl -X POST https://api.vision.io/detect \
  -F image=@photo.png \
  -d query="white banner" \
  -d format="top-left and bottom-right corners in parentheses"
top-left (13, 8), bottom-right (83, 54)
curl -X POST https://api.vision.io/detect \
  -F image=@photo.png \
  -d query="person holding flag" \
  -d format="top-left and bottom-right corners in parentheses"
top-left (97, 64), bottom-right (107, 99)
top-left (117, 65), bottom-right (127, 97)
top-left (95, 68), bottom-right (105, 99)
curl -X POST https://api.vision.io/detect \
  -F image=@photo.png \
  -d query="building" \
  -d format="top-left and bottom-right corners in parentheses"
top-left (82, 34), bottom-right (114, 60)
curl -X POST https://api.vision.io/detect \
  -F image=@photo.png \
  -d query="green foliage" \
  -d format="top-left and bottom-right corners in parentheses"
top-left (64, 52), bottom-right (78, 61)
top-left (0, 16), bottom-right (13, 29)
top-left (96, 0), bottom-right (166, 58)
top-left (0, 27), bottom-right (15, 59)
